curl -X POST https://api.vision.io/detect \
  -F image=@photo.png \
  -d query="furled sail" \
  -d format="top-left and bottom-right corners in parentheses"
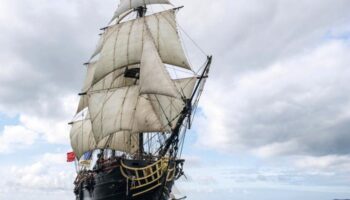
top-left (70, 119), bottom-right (138, 159)
top-left (110, 0), bottom-right (171, 23)
top-left (93, 9), bottom-right (191, 85)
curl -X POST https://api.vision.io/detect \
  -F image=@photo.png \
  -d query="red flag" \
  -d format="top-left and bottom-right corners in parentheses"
top-left (67, 152), bottom-right (76, 162)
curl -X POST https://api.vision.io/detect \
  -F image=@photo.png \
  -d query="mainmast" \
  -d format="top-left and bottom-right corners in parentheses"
top-left (135, 5), bottom-right (147, 159)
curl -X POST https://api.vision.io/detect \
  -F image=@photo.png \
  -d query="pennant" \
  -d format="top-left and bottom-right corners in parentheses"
top-left (67, 152), bottom-right (76, 162)
top-left (83, 151), bottom-right (92, 160)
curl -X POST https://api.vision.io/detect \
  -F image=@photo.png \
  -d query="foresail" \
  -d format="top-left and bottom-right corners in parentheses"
top-left (110, 0), bottom-right (171, 23)
top-left (93, 10), bottom-right (190, 85)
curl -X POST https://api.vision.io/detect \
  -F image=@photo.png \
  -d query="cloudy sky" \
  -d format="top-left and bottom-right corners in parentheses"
top-left (1, 0), bottom-right (350, 199)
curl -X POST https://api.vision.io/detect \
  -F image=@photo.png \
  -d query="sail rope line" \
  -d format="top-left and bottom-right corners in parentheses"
top-left (116, 19), bottom-right (138, 136)
top-left (155, 9), bottom-right (195, 74)
top-left (126, 19), bottom-right (136, 69)
top-left (86, 17), bottom-right (125, 143)
top-left (159, 4), bottom-right (208, 57)
top-left (142, 7), bottom-right (195, 81)
top-left (114, 87), bottom-right (129, 139)
top-left (81, 96), bottom-right (85, 161)
top-left (142, 14), bottom-right (188, 130)
top-left (127, 87), bottom-right (142, 154)
top-left (170, 67), bottom-right (188, 100)
top-left (190, 62), bottom-right (211, 125)
top-left (144, 12), bottom-right (183, 98)
top-left (88, 19), bottom-right (134, 139)
top-left (142, 12), bottom-right (196, 102)
top-left (153, 95), bottom-right (175, 130)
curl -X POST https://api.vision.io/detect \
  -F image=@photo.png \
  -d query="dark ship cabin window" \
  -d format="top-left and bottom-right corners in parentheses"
top-left (124, 68), bottom-right (140, 79)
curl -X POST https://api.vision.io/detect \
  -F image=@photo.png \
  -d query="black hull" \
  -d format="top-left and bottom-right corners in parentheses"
top-left (75, 159), bottom-right (178, 200)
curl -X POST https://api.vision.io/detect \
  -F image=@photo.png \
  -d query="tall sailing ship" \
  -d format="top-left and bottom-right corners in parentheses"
top-left (68, 0), bottom-right (212, 199)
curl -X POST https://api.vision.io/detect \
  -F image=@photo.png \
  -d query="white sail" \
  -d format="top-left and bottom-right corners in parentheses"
top-left (110, 0), bottom-right (171, 23)
top-left (76, 62), bottom-right (97, 114)
top-left (91, 65), bottom-right (139, 92)
top-left (93, 10), bottom-right (191, 85)
top-left (90, 33), bottom-right (106, 60)
top-left (96, 130), bottom-right (139, 155)
top-left (174, 77), bottom-right (197, 99)
top-left (87, 77), bottom-right (196, 141)
top-left (133, 94), bottom-right (170, 133)
top-left (82, 62), bottom-right (98, 93)
top-left (88, 85), bottom-right (139, 142)
top-left (88, 88), bottom-right (169, 141)
top-left (70, 119), bottom-right (95, 159)
top-left (140, 31), bottom-right (180, 98)
top-left (76, 95), bottom-right (89, 114)
top-left (149, 77), bottom-right (197, 129)
top-left (70, 119), bottom-right (139, 158)
top-left (77, 65), bottom-right (140, 114)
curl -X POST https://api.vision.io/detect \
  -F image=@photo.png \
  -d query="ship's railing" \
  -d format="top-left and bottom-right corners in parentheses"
top-left (120, 158), bottom-right (176, 197)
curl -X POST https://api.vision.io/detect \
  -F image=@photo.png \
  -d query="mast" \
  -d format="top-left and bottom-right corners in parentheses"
top-left (136, 5), bottom-right (147, 158)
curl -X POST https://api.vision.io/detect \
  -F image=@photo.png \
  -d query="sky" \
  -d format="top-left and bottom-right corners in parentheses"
top-left (0, 0), bottom-right (350, 199)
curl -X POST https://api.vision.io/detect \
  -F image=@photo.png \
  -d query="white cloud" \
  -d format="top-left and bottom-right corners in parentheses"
top-left (0, 125), bottom-right (39, 153)
top-left (195, 40), bottom-right (350, 157)
top-left (295, 155), bottom-right (350, 172)
top-left (2, 153), bottom-right (75, 192)
top-left (18, 94), bottom-right (78, 144)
